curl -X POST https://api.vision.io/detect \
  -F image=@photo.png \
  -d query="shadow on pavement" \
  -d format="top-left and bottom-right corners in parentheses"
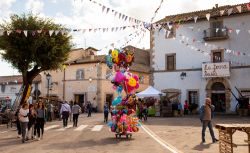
top-left (143, 116), bottom-right (250, 127)
top-left (192, 142), bottom-right (213, 151)
top-left (42, 137), bottom-right (135, 150)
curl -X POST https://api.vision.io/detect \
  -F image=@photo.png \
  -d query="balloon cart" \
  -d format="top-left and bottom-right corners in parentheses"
top-left (115, 132), bottom-right (132, 139)
top-left (105, 48), bottom-right (140, 139)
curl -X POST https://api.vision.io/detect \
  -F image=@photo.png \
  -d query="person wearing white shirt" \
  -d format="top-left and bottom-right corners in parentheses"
top-left (19, 103), bottom-right (29, 143)
top-left (60, 101), bottom-right (71, 127)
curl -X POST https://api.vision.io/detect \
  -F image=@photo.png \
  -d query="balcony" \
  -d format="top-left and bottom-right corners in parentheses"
top-left (203, 28), bottom-right (229, 41)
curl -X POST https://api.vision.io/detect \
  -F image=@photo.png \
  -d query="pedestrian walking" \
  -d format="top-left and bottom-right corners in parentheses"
top-left (86, 101), bottom-right (92, 117)
top-left (60, 101), bottom-right (71, 127)
top-left (104, 102), bottom-right (109, 123)
top-left (199, 97), bottom-right (218, 143)
top-left (15, 106), bottom-right (21, 138)
top-left (72, 102), bottom-right (81, 127)
top-left (47, 102), bottom-right (53, 122)
top-left (27, 104), bottom-right (36, 140)
top-left (184, 100), bottom-right (189, 115)
top-left (18, 103), bottom-right (29, 143)
top-left (36, 101), bottom-right (46, 141)
top-left (142, 104), bottom-right (148, 121)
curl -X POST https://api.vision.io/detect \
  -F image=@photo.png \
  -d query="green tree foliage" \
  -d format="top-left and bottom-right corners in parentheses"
top-left (0, 13), bottom-right (72, 105)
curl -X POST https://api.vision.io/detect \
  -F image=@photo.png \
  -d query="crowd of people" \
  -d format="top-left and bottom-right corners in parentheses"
top-left (15, 100), bottom-right (93, 143)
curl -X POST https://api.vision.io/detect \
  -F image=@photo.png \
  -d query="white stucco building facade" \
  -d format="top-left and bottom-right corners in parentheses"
top-left (151, 3), bottom-right (250, 113)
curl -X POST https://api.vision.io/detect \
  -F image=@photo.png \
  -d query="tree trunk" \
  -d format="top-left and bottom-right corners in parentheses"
top-left (19, 66), bottom-right (41, 106)
top-left (19, 77), bottom-right (33, 106)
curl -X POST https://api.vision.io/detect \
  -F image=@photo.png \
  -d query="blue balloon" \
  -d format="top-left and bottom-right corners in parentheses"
top-left (116, 85), bottom-right (123, 95)
top-left (107, 121), bottom-right (113, 127)
top-left (112, 96), bottom-right (122, 106)
top-left (106, 55), bottom-right (113, 69)
top-left (112, 109), bottom-right (118, 115)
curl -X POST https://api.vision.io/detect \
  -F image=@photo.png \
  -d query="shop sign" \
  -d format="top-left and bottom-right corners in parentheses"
top-left (202, 62), bottom-right (230, 78)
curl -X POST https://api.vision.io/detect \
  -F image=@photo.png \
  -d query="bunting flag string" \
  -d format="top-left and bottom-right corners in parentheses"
top-left (100, 28), bottom-right (146, 52)
top-left (167, 33), bottom-right (250, 66)
top-left (151, 0), bottom-right (164, 23)
top-left (0, 24), bottom-right (143, 37)
top-left (77, 0), bottom-right (147, 24)
top-left (152, 3), bottom-right (250, 26)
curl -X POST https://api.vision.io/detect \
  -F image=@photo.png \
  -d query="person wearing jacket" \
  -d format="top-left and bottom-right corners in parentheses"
top-left (19, 103), bottom-right (29, 143)
top-left (199, 98), bottom-right (218, 143)
top-left (60, 101), bottom-right (71, 127)
top-left (36, 102), bottom-right (46, 141)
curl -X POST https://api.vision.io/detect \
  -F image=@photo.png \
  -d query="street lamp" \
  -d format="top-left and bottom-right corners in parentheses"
top-left (46, 73), bottom-right (51, 98)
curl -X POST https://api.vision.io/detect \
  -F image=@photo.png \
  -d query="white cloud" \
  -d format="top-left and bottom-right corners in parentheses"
top-left (25, 0), bottom-right (44, 14)
top-left (0, 0), bottom-right (16, 22)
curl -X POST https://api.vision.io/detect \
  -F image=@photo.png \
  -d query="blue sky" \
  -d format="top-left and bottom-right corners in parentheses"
top-left (0, 0), bottom-right (249, 76)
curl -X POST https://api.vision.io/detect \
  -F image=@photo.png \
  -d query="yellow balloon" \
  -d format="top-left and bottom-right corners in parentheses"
top-left (111, 50), bottom-right (119, 58)
top-left (128, 77), bottom-right (137, 87)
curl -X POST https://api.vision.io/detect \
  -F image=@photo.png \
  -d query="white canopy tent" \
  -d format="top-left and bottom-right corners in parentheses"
top-left (136, 86), bottom-right (165, 98)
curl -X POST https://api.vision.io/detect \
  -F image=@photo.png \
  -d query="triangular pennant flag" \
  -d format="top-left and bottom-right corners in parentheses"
top-left (206, 13), bottom-right (210, 21)
top-left (103, 28), bottom-right (105, 32)
top-left (124, 16), bottom-right (128, 21)
top-left (194, 16), bottom-right (198, 23)
top-left (106, 8), bottom-right (110, 14)
top-left (220, 10), bottom-right (225, 16)
top-left (23, 30), bottom-right (28, 37)
top-left (7, 30), bottom-right (12, 35)
top-left (102, 6), bottom-right (105, 13)
top-left (236, 6), bottom-right (242, 13)
top-left (122, 15), bottom-right (125, 20)
top-left (228, 8), bottom-right (233, 16)
top-left (216, 28), bottom-right (219, 33)
top-left (82, 29), bottom-right (86, 33)
top-left (166, 30), bottom-right (171, 38)
top-left (111, 28), bottom-right (114, 32)
top-left (89, 29), bottom-right (92, 32)
top-left (37, 30), bottom-right (42, 33)
top-left (236, 29), bottom-right (240, 35)
top-left (55, 30), bottom-right (60, 35)
top-left (114, 12), bottom-right (118, 17)
top-left (247, 3), bottom-right (250, 10)
top-left (16, 29), bottom-right (22, 34)
top-left (32, 31), bottom-right (36, 36)
top-left (49, 30), bottom-right (54, 36)
top-left (119, 13), bottom-right (121, 19)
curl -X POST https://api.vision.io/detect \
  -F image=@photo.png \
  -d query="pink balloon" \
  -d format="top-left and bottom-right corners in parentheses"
top-left (114, 71), bottom-right (125, 83)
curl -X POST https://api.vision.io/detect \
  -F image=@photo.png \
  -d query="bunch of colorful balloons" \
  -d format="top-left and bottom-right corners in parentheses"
top-left (106, 48), bottom-right (140, 135)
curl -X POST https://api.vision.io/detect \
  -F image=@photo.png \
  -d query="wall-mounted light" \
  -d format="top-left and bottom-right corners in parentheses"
top-left (180, 72), bottom-right (187, 80)
top-left (88, 77), bottom-right (92, 82)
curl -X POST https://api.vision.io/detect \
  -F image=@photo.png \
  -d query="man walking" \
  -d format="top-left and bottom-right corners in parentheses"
top-left (200, 98), bottom-right (218, 143)
top-left (103, 102), bottom-right (109, 123)
top-left (86, 101), bottom-right (92, 117)
top-left (60, 101), bottom-right (71, 127)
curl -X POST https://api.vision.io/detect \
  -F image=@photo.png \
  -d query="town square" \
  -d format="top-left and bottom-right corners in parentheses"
top-left (0, 0), bottom-right (250, 153)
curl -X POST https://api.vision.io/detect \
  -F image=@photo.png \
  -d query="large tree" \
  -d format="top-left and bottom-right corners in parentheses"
top-left (0, 14), bottom-right (72, 105)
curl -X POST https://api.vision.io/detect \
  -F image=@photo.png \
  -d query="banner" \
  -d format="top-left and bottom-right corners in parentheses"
top-left (202, 62), bottom-right (230, 78)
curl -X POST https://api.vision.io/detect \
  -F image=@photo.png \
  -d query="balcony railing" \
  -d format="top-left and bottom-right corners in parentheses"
top-left (203, 28), bottom-right (229, 41)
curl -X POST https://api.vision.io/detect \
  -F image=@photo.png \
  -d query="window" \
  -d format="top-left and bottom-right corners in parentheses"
top-left (211, 49), bottom-right (224, 63)
top-left (1, 84), bottom-right (5, 93)
top-left (76, 69), bottom-right (84, 80)
top-left (106, 69), bottom-right (112, 79)
top-left (188, 90), bottom-right (199, 105)
top-left (210, 20), bottom-right (223, 37)
top-left (165, 54), bottom-right (176, 70)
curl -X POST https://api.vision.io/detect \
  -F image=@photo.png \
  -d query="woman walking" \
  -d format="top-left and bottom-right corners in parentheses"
top-left (72, 102), bottom-right (81, 127)
top-left (18, 103), bottom-right (29, 143)
top-left (36, 102), bottom-right (46, 141)
top-left (27, 104), bottom-right (36, 140)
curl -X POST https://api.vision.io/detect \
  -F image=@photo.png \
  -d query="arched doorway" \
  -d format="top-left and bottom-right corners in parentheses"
top-left (211, 82), bottom-right (226, 112)
top-left (206, 78), bottom-right (231, 113)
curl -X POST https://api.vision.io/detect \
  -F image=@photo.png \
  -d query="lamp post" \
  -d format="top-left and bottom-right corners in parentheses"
top-left (46, 73), bottom-right (51, 98)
